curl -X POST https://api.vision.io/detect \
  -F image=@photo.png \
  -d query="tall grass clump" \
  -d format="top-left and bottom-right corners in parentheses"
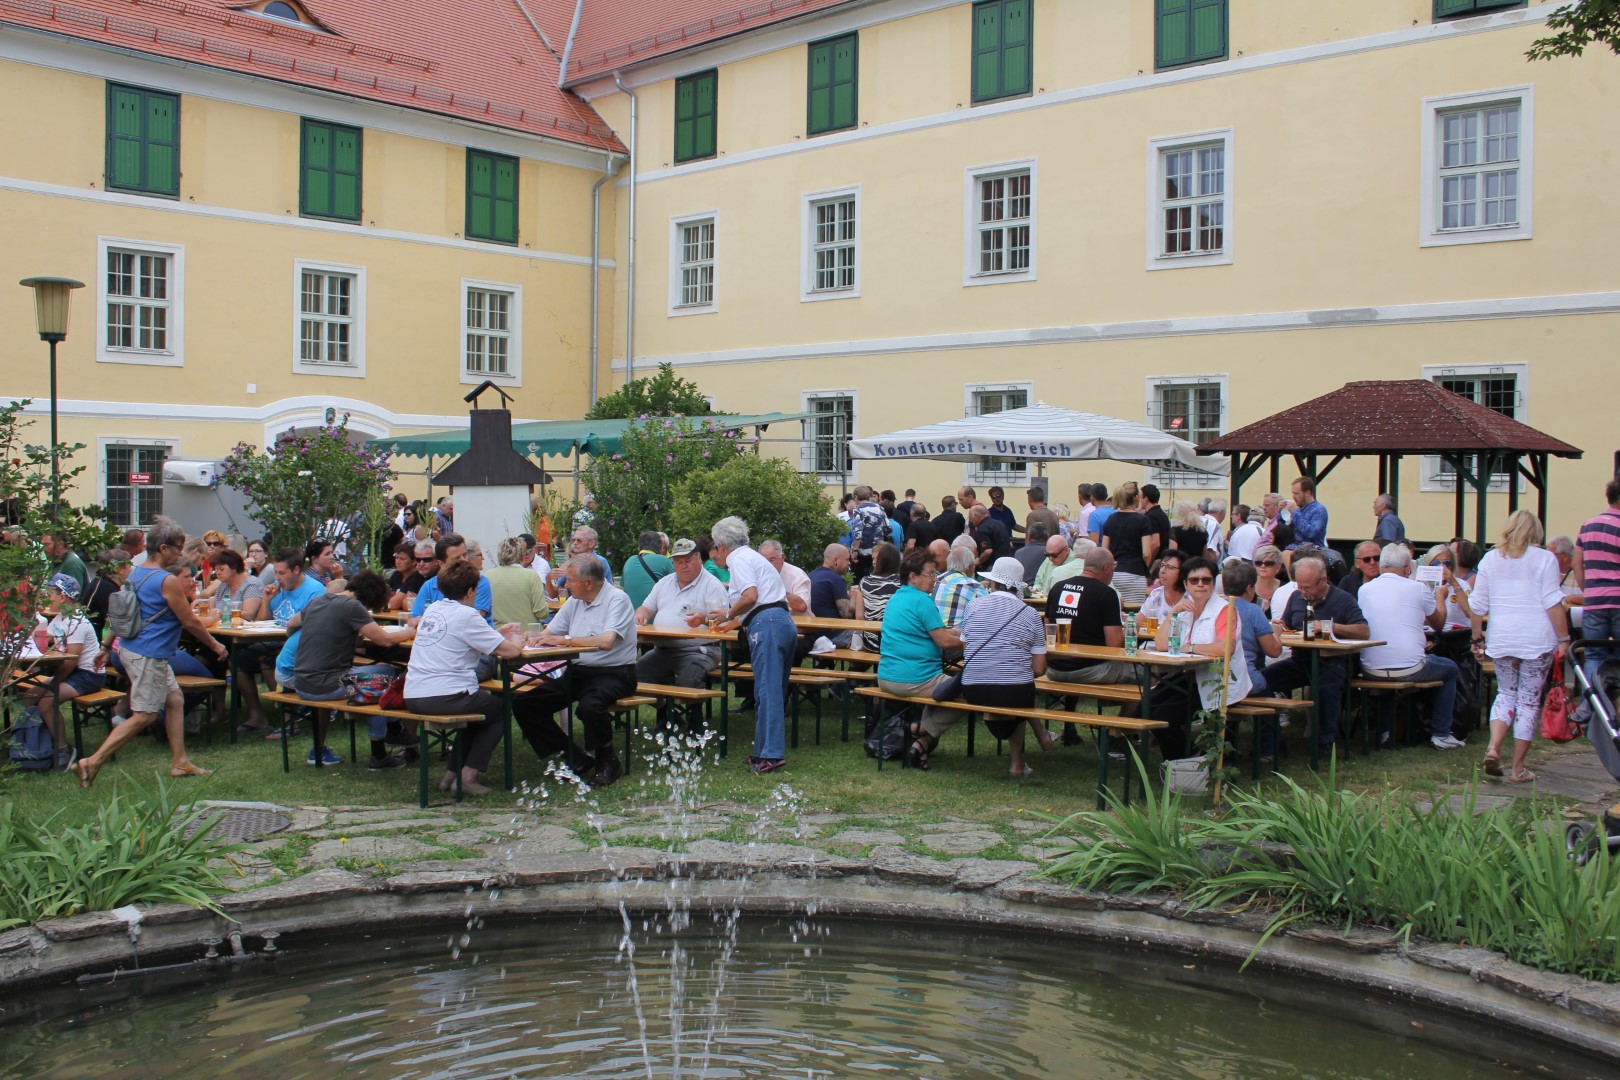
top-left (0, 778), bottom-right (239, 930)
top-left (1041, 760), bottom-right (1620, 983)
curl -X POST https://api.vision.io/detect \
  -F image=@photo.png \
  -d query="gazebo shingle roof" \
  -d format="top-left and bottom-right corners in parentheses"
top-left (1202, 380), bottom-right (1580, 458)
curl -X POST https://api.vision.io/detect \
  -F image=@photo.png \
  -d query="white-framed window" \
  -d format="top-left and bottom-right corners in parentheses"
top-left (965, 382), bottom-right (1030, 487)
top-left (1146, 129), bottom-right (1233, 270)
top-left (1421, 86), bottom-right (1533, 247)
top-left (1421, 363), bottom-right (1528, 491)
top-left (96, 238), bottom-right (183, 366)
top-left (801, 187), bottom-right (860, 301)
top-left (963, 159), bottom-right (1036, 286)
top-left (461, 280), bottom-right (522, 386)
top-left (293, 260), bottom-right (365, 377)
top-left (99, 438), bottom-right (176, 528)
top-left (668, 212), bottom-right (718, 315)
top-left (1145, 375), bottom-right (1229, 486)
top-left (802, 390), bottom-right (856, 480)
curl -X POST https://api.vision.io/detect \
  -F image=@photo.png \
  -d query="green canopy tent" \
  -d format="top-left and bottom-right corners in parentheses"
top-left (372, 412), bottom-right (815, 501)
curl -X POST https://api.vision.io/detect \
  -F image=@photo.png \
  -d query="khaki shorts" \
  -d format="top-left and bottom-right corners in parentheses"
top-left (119, 648), bottom-right (180, 715)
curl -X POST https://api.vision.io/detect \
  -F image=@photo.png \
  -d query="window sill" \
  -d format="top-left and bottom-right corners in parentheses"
top-left (668, 303), bottom-right (718, 318)
top-left (1420, 226), bottom-right (1530, 248)
top-left (1148, 250), bottom-right (1231, 271)
top-left (293, 362), bottom-right (364, 379)
top-left (97, 349), bottom-right (182, 368)
top-left (963, 270), bottom-right (1036, 288)
top-left (104, 185), bottom-right (179, 200)
top-left (460, 369), bottom-right (520, 387)
top-left (801, 287), bottom-right (860, 304)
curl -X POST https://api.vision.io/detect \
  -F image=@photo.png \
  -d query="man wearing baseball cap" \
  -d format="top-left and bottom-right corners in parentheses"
top-left (633, 538), bottom-right (729, 728)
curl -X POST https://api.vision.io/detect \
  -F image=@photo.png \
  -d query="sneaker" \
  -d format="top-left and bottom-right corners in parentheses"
top-left (56, 746), bottom-right (78, 771)
top-left (306, 746), bottom-right (343, 766)
top-left (751, 757), bottom-right (786, 774)
top-left (810, 636), bottom-right (836, 655)
top-left (1431, 734), bottom-right (1467, 750)
top-left (1379, 730), bottom-right (1392, 747)
top-left (367, 752), bottom-right (408, 771)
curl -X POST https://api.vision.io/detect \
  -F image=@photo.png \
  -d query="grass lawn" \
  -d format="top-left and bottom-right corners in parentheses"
top-left (2, 699), bottom-right (1560, 834)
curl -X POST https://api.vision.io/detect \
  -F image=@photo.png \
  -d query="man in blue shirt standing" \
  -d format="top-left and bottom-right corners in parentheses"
top-left (1288, 476), bottom-right (1329, 553)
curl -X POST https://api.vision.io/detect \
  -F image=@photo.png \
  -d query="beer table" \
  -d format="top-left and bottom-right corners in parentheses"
top-left (791, 614), bottom-right (884, 636)
top-left (1276, 634), bottom-right (1385, 770)
top-left (1043, 641), bottom-right (1214, 724)
top-left (213, 622), bottom-right (288, 739)
top-left (635, 624), bottom-right (737, 756)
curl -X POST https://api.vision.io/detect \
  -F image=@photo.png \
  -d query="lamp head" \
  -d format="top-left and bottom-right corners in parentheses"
top-left (19, 277), bottom-right (85, 342)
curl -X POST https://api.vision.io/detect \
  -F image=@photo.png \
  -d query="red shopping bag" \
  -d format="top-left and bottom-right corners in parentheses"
top-left (1540, 655), bottom-right (1582, 743)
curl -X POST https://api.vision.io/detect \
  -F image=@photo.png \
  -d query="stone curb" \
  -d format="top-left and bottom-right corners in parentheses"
top-left (1, 854), bottom-right (1615, 1064)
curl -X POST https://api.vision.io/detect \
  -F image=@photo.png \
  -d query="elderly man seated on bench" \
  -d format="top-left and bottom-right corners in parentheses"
top-left (282, 568), bottom-right (416, 769)
top-left (634, 537), bottom-right (729, 728)
top-left (1356, 543), bottom-right (1463, 750)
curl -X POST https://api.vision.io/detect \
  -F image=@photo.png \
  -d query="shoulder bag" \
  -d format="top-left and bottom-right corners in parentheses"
top-left (932, 600), bottom-right (1029, 702)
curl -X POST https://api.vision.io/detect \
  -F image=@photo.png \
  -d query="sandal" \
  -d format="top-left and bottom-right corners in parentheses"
top-left (1505, 769), bottom-right (1537, 785)
top-left (1482, 749), bottom-right (1503, 777)
top-left (906, 735), bottom-right (933, 771)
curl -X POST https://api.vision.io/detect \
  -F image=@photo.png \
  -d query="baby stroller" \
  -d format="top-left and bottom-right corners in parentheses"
top-left (1566, 640), bottom-right (1620, 866)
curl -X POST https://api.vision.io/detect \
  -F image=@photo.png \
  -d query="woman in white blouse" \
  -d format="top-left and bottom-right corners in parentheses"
top-left (1469, 511), bottom-right (1569, 784)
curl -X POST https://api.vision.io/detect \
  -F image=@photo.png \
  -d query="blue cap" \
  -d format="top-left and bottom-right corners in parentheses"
top-left (46, 573), bottom-right (81, 600)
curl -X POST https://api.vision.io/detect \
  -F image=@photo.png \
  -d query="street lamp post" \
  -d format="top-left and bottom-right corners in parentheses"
top-left (19, 276), bottom-right (85, 523)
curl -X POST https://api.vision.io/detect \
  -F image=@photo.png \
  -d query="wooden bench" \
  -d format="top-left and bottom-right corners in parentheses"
top-left (1033, 677), bottom-right (1143, 704)
top-left (68, 688), bottom-right (129, 759)
top-left (855, 687), bottom-right (1168, 809)
top-left (1226, 697), bottom-right (1315, 778)
top-left (176, 675), bottom-right (229, 743)
top-left (713, 659), bottom-right (878, 745)
top-left (261, 689), bottom-right (482, 807)
top-left (631, 682), bottom-right (727, 760)
top-left (1350, 678), bottom-right (1444, 750)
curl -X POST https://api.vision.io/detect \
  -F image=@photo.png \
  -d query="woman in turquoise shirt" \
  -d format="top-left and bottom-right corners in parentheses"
top-left (876, 550), bottom-right (963, 769)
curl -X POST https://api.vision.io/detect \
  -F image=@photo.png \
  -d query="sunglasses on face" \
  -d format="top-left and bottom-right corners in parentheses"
top-left (206, 540), bottom-right (223, 548)
top-left (1257, 560), bottom-right (1278, 568)
top-left (1186, 576), bottom-right (1215, 585)
top-left (416, 557), bottom-right (437, 564)
top-left (1358, 555), bottom-right (1379, 564)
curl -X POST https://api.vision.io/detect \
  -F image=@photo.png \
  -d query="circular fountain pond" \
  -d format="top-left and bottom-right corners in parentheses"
top-left (2, 915), bottom-right (1608, 1078)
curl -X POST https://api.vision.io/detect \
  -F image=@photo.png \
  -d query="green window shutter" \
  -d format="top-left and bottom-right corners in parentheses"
top-left (807, 34), bottom-right (858, 136)
top-left (1157, 0), bottom-right (1226, 70)
top-left (972, 1), bottom-right (1032, 103)
top-left (972, 2), bottom-right (1003, 103)
top-left (106, 84), bottom-right (179, 196)
top-left (330, 126), bottom-right (361, 221)
top-left (674, 70), bottom-right (716, 162)
top-left (465, 149), bottom-right (517, 243)
top-left (300, 120), bottom-right (362, 221)
top-left (142, 93), bottom-right (179, 195)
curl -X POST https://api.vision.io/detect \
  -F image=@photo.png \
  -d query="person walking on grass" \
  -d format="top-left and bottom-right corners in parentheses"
top-left (76, 518), bottom-right (224, 789)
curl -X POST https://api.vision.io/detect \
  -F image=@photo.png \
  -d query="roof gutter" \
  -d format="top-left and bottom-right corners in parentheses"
top-left (589, 153), bottom-right (618, 407)
top-left (613, 71), bottom-right (638, 389)
top-left (558, 0), bottom-right (585, 87)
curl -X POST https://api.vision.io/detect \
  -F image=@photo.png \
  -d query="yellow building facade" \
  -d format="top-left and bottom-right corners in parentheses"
top-left (570, 0), bottom-right (1619, 542)
top-left (0, 2), bottom-right (621, 527)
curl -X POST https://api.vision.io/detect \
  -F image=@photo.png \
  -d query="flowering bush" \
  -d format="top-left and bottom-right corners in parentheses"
top-left (578, 416), bottom-right (748, 562)
top-left (215, 416), bottom-right (394, 555)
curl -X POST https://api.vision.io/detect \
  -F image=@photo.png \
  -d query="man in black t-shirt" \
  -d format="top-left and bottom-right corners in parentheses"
top-left (903, 505), bottom-right (937, 552)
top-left (1044, 549), bottom-right (1136, 685)
top-left (1141, 484), bottom-right (1172, 560)
top-left (931, 495), bottom-right (966, 543)
top-left (969, 505), bottom-right (1012, 569)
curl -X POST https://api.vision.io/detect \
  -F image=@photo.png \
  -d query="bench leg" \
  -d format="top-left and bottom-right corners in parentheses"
top-left (71, 705), bottom-right (84, 761)
top-left (1096, 729), bottom-right (1111, 811)
top-left (966, 712), bottom-right (975, 758)
top-left (418, 724), bottom-right (430, 808)
top-left (280, 705), bottom-right (292, 773)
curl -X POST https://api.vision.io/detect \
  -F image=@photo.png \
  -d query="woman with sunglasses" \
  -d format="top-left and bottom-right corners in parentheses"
top-left (1252, 544), bottom-right (1290, 619)
top-left (1150, 556), bottom-right (1252, 760)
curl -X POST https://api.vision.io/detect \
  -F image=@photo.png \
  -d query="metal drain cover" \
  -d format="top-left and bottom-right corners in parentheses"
top-left (185, 808), bottom-right (292, 843)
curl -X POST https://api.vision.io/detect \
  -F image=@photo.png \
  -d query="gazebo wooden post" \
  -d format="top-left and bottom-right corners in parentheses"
top-left (1377, 454), bottom-right (1387, 495)
top-left (1449, 455), bottom-right (1466, 539)
top-left (1535, 452), bottom-right (1550, 525)
top-left (1268, 455), bottom-right (1280, 494)
top-left (1474, 451), bottom-right (1494, 545)
top-left (1389, 453), bottom-right (1401, 507)
top-left (1506, 452), bottom-right (1521, 514)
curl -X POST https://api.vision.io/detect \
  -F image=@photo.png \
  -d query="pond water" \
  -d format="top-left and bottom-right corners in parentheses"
top-left (0, 915), bottom-right (1607, 1079)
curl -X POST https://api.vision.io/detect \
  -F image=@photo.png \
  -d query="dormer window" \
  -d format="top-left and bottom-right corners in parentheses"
top-left (263, 2), bottom-right (303, 21)
top-left (232, 1), bottom-right (324, 29)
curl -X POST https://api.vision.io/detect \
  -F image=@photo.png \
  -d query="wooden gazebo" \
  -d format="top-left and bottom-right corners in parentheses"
top-left (1201, 381), bottom-right (1581, 543)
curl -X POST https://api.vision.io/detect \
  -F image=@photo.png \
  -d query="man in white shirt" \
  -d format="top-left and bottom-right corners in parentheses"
top-left (1357, 544), bottom-right (1462, 750)
top-left (759, 539), bottom-right (811, 613)
top-left (523, 556), bottom-right (639, 787)
top-left (1226, 504), bottom-right (1262, 563)
top-left (635, 538), bottom-right (729, 714)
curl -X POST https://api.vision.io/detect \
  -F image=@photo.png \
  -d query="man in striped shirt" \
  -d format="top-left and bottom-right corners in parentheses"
top-left (1575, 479), bottom-right (1620, 692)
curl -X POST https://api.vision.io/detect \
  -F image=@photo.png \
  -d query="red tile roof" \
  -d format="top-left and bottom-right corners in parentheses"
top-left (1, 0), bottom-right (624, 151)
top-left (1202, 381), bottom-right (1582, 457)
top-left (562, 0), bottom-right (857, 83)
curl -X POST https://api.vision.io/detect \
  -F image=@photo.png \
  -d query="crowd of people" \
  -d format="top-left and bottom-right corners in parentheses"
top-left (13, 472), bottom-right (1609, 795)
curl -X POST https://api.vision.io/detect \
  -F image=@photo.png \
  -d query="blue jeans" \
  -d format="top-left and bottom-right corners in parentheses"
top-left (1581, 608), bottom-right (1620, 698)
top-left (746, 607), bottom-right (798, 761)
top-left (282, 664), bottom-right (396, 739)
top-left (1362, 655), bottom-right (1460, 739)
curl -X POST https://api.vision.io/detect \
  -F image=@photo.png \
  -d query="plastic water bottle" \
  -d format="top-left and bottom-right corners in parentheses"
top-left (1123, 613), bottom-right (1138, 657)
top-left (1168, 612), bottom-right (1184, 656)
top-left (218, 593), bottom-right (232, 625)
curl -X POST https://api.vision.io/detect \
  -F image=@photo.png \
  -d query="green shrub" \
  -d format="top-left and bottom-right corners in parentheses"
top-left (670, 454), bottom-right (842, 570)
top-left (1042, 765), bottom-right (1620, 982)
top-left (0, 778), bottom-right (239, 929)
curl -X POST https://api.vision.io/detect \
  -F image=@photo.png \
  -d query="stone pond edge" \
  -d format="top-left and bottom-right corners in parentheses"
top-left (2, 850), bottom-right (1617, 1063)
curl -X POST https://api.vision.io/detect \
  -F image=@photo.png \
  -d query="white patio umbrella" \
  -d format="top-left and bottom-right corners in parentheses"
top-left (848, 402), bottom-right (1229, 474)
